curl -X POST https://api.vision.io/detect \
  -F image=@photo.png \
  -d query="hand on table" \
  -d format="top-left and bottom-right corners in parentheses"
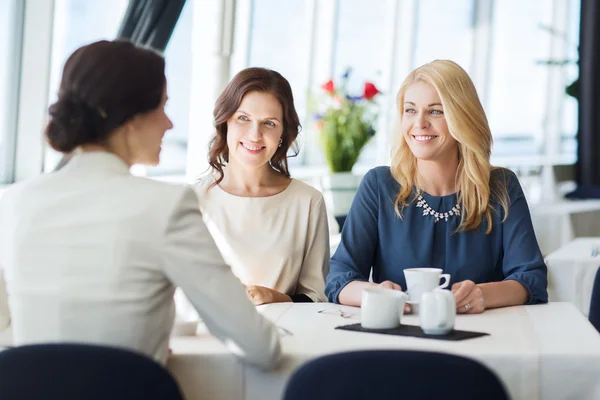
top-left (452, 280), bottom-right (485, 314)
top-left (245, 285), bottom-right (292, 305)
top-left (378, 280), bottom-right (402, 290)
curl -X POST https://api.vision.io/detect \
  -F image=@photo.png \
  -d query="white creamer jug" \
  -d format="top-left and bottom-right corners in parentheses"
top-left (419, 288), bottom-right (456, 335)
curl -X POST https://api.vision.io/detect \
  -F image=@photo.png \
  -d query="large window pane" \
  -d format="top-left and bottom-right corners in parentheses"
top-left (560, 0), bottom-right (581, 155)
top-left (487, 0), bottom-right (553, 155)
top-left (0, 0), bottom-right (23, 183)
top-left (146, 1), bottom-right (193, 176)
top-left (333, 0), bottom-right (387, 92)
top-left (244, 0), bottom-right (310, 165)
top-left (247, 0), bottom-right (308, 106)
top-left (412, 0), bottom-right (474, 71)
top-left (44, 0), bottom-right (128, 172)
top-left (44, 0), bottom-right (193, 177)
top-left (333, 0), bottom-right (389, 167)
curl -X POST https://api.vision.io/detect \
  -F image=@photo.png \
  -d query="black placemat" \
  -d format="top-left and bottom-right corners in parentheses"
top-left (336, 323), bottom-right (489, 341)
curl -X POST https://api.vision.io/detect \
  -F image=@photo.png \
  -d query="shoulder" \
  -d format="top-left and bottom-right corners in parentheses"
top-left (190, 174), bottom-right (217, 207)
top-left (1, 179), bottom-right (31, 203)
top-left (359, 166), bottom-right (399, 196)
top-left (490, 167), bottom-right (523, 201)
top-left (363, 166), bottom-right (398, 186)
top-left (122, 176), bottom-right (197, 210)
top-left (191, 173), bottom-right (215, 195)
top-left (288, 179), bottom-right (324, 202)
top-left (283, 180), bottom-right (327, 216)
top-left (491, 167), bottom-right (518, 186)
top-left (366, 166), bottom-right (391, 181)
top-left (0, 173), bottom-right (60, 210)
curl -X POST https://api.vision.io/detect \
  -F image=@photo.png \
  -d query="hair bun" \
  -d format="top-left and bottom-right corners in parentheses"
top-left (46, 94), bottom-right (104, 153)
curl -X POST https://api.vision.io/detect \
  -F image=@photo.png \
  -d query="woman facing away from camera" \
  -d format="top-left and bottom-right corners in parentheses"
top-left (0, 40), bottom-right (280, 368)
top-left (325, 60), bottom-right (548, 313)
top-left (193, 67), bottom-right (330, 305)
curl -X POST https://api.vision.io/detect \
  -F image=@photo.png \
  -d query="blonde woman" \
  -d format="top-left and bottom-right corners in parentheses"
top-left (325, 60), bottom-right (547, 313)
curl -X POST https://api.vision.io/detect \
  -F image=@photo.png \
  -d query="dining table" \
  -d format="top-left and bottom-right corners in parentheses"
top-left (545, 237), bottom-right (600, 316)
top-left (167, 301), bottom-right (600, 400)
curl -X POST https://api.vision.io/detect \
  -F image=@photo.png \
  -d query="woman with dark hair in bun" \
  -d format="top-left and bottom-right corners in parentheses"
top-left (0, 40), bottom-right (280, 369)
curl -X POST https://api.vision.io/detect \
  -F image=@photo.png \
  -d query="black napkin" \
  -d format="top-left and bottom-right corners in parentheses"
top-left (336, 323), bottom-right (488, 341)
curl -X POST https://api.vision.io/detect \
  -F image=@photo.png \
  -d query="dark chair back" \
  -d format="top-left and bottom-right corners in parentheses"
top-left (590, 267), bottom-right (600, 333)
top-left (284, 350), bottom-right (509, 400)
top-left (0, 343), bottom-right (183, 400)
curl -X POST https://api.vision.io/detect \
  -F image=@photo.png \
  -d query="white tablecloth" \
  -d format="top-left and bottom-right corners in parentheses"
top-left (531, 200), bottom-right (600, 256)
top-left (545, 237), bottom-right (600, 316)
top-left (168, 302), bottom-right (600, 400)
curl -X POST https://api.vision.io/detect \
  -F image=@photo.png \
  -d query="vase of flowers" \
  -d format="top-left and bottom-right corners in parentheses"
top-left (314, 69), bottom-right (381, 219)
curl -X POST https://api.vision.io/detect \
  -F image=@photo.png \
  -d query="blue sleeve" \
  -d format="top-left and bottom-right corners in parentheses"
top-left (325, 169), bottom-right (380, 303)
top-left (500, 170), bottom-right (548, 304)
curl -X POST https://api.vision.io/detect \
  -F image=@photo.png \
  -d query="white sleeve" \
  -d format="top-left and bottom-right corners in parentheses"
top-left (0, 268), bottom-right (10, 332)
top-left (0, 193), bottom-right (12, 337)
top-left (161, 188), bottom-right (281, 370)
top-left (297, 197), bottom-right (330, 302)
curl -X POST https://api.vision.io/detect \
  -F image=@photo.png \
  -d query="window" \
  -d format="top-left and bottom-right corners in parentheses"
top-left (560, 0), bottom-right (581, 155)
top-left (333, 0), bottom-right (389, 167)
top-left (44, 0), bottom-right (194, 177)
top-left (237, 0), bottom-right (311, 165)
top-left (0, 0), bottom-right (24, 183)
top-left (412, 0), bottom-right (474, 70)
top-left (232, 0), bottom-right (580, 172)
top-left (44, 0), bottom-right (129, 172)
top-left (486, 0), bottom-right (554, 155)
top-left (146, 1), bottom-right (193, 177)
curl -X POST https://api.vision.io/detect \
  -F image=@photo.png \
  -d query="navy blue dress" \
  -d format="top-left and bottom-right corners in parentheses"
top-left (325, 166), bottom-right (548, 305)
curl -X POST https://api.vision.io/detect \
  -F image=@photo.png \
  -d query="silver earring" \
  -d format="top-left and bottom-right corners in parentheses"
top-left (278, 138), bottom-right (283, 148)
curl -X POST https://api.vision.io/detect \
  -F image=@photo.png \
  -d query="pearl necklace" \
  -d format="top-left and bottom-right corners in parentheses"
top-left (416, 194), bottom-right (461, 223)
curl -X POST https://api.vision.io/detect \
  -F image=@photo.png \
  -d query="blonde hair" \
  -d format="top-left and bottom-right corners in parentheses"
top-left (391, 60), bottom-right (509, 233)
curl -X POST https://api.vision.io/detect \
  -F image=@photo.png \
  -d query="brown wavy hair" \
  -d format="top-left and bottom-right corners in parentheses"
top-left (207, 67), bottom-right (301, 185)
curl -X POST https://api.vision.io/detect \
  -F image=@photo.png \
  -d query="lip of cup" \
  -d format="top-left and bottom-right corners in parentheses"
top-left (405, 267), bottom-right (442, 273)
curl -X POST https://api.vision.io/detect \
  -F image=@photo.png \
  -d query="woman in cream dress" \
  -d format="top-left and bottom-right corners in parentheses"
top-left (194, 68), bottom-right (330, 305)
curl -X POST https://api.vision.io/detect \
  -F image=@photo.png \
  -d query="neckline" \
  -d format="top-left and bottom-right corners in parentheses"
top-left (214, 178), bottom-right (296, 199)
top-left (417, 188), bottom-right (459, 202)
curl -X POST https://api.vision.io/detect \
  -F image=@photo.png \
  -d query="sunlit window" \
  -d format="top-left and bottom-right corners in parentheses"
top-left (0, 0), bottom-right (23, 183)
top-left (44, 0), bottom-right (193, 177)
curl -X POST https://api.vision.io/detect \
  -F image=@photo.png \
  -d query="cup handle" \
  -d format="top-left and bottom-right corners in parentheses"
top-left (438, 274), bottom-right (450, 289)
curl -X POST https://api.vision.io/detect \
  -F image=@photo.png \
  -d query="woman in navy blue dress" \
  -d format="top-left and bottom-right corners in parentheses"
top-left (325, 60), bottom-right (548, 313)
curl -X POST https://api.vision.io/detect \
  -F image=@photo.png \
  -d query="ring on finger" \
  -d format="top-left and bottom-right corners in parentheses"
top-left (464, 302), bottom-right (471, 311)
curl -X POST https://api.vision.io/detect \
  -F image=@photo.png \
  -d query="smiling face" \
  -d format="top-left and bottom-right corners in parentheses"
top-left (226, 91), bottom-right (284, 171)
top-left (401, 81), bottom-right (458, 163)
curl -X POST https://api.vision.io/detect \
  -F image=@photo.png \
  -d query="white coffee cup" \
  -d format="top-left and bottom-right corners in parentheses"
top-left (420, 288), bottom-right (456, 335)
top-left (361, 287), bottom-right (408, 329)
top-left (404, 268), bottom-right (451, 312)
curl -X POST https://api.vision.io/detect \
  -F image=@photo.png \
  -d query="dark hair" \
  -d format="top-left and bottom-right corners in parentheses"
top-left (207, 67), bottom-right (301, 185)
top-left (45, 40), bottom-right (166, 153)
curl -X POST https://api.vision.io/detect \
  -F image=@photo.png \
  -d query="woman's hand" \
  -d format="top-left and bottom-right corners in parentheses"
top-left (378, 280), bottom-right (411, 313)
top-left (378, 280), bottom-right (402, 290)
top-left (245, 285), bottom-right (292, 305)
top-left (452, 280), bottom-right (485, 314)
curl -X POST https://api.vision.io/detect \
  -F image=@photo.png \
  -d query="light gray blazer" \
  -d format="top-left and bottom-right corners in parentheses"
top-left (0, 151), bottom-right (280, 368)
